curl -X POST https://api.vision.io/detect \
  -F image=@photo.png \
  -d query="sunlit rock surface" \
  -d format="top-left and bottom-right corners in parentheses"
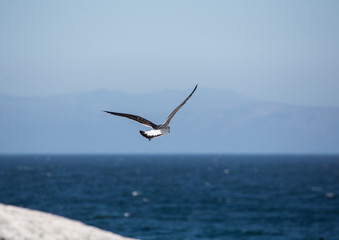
top-left (0, 204), bottom-right (137, 240)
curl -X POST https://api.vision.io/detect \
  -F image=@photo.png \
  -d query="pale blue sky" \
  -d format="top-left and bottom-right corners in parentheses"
top-left (1, 1), bottom-right (338, 106)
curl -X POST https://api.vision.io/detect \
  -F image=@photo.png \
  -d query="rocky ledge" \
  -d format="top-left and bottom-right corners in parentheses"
top-left (0, 203), bottom-right (138, 240)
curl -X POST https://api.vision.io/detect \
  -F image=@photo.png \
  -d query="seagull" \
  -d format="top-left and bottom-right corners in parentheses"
top-left (103, 84), bottom-right (198, 141)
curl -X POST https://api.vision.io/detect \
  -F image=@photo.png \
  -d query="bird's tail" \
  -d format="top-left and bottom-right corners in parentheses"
top-left (139, 131), bottom-right (152, 141)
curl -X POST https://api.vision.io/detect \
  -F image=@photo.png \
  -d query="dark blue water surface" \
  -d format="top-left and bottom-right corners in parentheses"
top-left (0, 154), bottom-right (338, 240)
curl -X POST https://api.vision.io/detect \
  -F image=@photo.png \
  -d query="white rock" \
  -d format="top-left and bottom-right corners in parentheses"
top-left (0, 203), bottom-right (138, 240)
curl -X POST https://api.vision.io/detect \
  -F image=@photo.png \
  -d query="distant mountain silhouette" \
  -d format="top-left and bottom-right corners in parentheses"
top-left (1, 89), bottom-right (339, 154)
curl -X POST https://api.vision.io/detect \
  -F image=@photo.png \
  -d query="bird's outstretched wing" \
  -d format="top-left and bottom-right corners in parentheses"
top-left (103, 111), bottom-right (159, 129)
top-left (161, 84), bottom-right (198, 127)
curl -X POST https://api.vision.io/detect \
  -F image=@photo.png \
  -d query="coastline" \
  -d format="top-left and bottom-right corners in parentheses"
top-left (0, 203), bottom-right (138, 240)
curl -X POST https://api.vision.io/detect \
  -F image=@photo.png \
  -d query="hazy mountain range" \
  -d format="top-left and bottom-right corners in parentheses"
top-left (1, 88), bottom-right (338, 154)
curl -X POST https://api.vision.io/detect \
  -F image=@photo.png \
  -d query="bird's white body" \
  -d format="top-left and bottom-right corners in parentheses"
top-left (148, 127), bottom-right (170, 137)
top-left (139, 126), bottom-right (170, 141)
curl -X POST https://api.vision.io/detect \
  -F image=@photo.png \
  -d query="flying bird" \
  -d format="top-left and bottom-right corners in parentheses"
top-left (103, 84), bottom-right (198, 141)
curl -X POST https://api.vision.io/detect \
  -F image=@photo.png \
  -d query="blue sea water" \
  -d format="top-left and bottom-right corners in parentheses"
top-left (0, 154), bottom-right (338, 240)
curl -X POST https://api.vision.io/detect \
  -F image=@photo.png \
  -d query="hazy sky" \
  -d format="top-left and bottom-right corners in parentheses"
top-left (1, 1), bottom-right (338, 106)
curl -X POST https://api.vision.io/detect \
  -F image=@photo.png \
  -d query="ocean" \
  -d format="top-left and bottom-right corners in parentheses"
top-left (0, 154), bottom-right (338, 240)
